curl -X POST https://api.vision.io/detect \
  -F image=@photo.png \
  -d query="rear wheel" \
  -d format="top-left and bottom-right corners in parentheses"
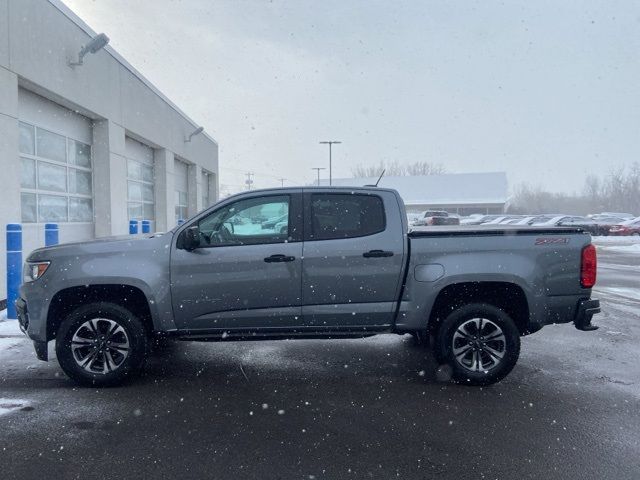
top-left (55, 302), bottom-right (149, 387)
top-left (435, 303), bottom-right (520, 386)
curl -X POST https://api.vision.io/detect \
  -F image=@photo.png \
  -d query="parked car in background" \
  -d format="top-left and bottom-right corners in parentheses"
top-left (406, 213), bottom-right (422, 226)
top-left (460, 214), bottom-right (502, 225)
top-left (274, 220), bottom-right (288, 235)
top-left (590, 216), bottom-right (628, 236)
top-left (506, 216), bottom-right (539, 225)
top-left (609, 217), bottom-right (640, 236)
top-left (531, 215), bottom-right (598, 234)
top-left (261, 213), bottom-right (288, 230)
top-left (482, 215), bottom-right (523, 225)
top-left (599, 212), bottom-right (635, 220)
top-left (414, 210), bottom-right (460, 226)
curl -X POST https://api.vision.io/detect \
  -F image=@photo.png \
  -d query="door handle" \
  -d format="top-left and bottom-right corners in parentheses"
top-left (264, 254), bottom-right (296, 263)
top-left (363, 250), bottom-right (394, 258)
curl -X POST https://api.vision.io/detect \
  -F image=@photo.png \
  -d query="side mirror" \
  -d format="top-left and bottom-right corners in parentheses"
top-left (182, 226), bottom-right (201, 251)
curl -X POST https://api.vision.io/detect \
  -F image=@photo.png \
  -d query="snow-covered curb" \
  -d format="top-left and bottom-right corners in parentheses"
top-left (0, 309), bottom-right (24, 336)
top-left (593, 236), bottom-right (640, 254)
top-left (600, 244), bottom-right (640, 254)
top-left (592, 235), bottom-right (640, 244)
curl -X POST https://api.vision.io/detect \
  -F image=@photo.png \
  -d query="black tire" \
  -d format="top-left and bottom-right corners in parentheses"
top-left (435, 303), bottom-right (520, 386)
top-left (55, 302), bottom-right (149, 387)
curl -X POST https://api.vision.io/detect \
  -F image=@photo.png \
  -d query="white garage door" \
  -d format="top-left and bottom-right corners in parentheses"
top-left (18, 88), bottom-right (93, 225)
top-left (125, 137), bottom-right (155, 222)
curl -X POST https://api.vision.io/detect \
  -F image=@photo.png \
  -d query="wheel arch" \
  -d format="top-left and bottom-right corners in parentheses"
top-left (46, 284), bottom-right (156, 342)
top-left (427, 281), bottom-right (532, 338)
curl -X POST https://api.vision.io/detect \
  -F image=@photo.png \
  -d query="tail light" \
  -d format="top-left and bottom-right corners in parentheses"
top-left (581, 244), bottom-right (597, 288)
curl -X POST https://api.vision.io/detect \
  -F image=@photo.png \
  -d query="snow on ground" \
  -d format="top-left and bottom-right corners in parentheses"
top-left (0, 311), bottom-right (23, 336)
top-left (0, 311), bottom-right (27, 358)
top-left (592, 235), bottom-right (640, 244)
top-left (595, 286), bottom-right (640, 303)
top-left (593, 235), bottom-right (640, 254)
top-left (0, 399), bottom-right (31, 417)
top-left (599, 244), bottom-right (640, 254)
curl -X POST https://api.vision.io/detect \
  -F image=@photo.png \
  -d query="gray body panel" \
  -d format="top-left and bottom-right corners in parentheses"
top-left (170, 241), bottom-right (303, 330)
top-left (399, 230), bottom-right (592, 331)
top-left (19, 186), bottom-right (595, 348)
top-left (300, 188), bottom-right (406, 328)
top-left (22, 234), bottom-right (176, 342)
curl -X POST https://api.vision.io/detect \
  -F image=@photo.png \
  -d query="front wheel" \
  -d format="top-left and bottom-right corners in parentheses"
top-left (435, 303), bottom-right (520, 386)
top-left (55, 302), bottom-right (149, 387)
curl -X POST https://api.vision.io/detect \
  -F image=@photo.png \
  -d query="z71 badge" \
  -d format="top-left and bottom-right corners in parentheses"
top-left (535, 237), bottom-right (569, 245)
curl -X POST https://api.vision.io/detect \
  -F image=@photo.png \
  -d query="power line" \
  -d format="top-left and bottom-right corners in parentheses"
top-left (219, 165), bottom-right (303, 183)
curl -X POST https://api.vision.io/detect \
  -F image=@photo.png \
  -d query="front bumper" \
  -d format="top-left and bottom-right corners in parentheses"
top-left (573, 298), bottom-right (600, 331)
top-left (16, 297), bottom-right (49, 361)
top-left (15, 297), bottom-right (29, 334)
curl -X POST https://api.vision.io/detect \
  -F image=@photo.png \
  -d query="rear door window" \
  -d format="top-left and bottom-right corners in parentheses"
top-left (309, 193), bottom-right (385, 240)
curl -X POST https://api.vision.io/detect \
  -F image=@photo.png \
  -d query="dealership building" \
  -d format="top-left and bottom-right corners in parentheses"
top-left (0, 0), bottom-right (219, 297)
top-left (323, 172), bottom-right (508, 215)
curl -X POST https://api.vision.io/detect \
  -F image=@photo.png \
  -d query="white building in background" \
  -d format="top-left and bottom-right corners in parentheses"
top-left (0, 0), bottom-right (219, 298)
top-left (321, 172), bottom-right (508, 215)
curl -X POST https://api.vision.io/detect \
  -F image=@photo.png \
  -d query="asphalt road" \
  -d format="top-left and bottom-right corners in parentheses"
top-left (0, 242), bottom-right (639, 479)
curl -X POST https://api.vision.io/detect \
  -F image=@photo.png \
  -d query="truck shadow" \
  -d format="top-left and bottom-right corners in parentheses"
top-left (141, 334), bottom-right (451, 387)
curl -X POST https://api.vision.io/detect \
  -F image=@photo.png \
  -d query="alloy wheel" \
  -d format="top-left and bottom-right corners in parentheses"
top-left (451, 317), bottom-right (507, 373)
top-left (70, 318), bottom-right (130, 374)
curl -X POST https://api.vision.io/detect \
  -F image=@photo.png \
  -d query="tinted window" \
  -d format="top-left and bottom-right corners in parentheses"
top-left (310, 193), bottom-right (385, 240)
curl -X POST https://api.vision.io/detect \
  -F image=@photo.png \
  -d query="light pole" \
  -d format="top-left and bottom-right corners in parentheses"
top-left (245, 172), bottom-right (254, 190)
top-left (319, 141), bottom-right (341, 185)
top-left (311, 167), bottom-right (326, 186)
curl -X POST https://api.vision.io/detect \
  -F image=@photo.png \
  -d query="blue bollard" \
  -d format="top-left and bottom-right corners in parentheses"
top-left (45, 223), bottom-right (59, 246)
top-left (6, 224), bottom-right (22, 320)
top-left (129, 220), bottom-right (139, 235)
top-left (177, 219), bottom-right (185, 226)
top-left (141, 220), bottom-right (151, 234)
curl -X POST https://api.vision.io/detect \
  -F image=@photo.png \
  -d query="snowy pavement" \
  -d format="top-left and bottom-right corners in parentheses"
top-left (0, 240), bottom-right (638, 479)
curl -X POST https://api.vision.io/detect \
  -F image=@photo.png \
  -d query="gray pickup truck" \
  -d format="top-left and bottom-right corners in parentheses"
top-left (17, 186), bottom-right (600, 387)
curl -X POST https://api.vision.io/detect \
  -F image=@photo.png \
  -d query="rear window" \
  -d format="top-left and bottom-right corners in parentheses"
top-left (310, 193), bottom-right (385, 240)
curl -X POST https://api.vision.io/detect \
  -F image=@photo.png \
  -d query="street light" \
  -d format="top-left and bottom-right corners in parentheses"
top-left (311, 167), bottom-right (326, 186)
top-left (319, 141), bottom-right (341, 186)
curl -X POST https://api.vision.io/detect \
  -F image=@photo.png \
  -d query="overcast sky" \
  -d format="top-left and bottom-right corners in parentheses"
top-left (63, 0), bottom-right (640, 195)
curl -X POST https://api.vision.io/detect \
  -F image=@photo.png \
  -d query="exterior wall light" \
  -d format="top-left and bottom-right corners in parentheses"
top-left (68, 33), bottom-right (110, 67)
top-left (185, 126), bottom-right (204, 142)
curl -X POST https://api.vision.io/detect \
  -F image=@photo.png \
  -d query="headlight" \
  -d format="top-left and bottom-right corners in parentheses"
top-left (23, 261), bottom-right (50, 283)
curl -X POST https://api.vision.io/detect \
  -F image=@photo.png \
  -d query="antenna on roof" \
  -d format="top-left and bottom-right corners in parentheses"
top-left (364, 169), bottom-right (386, 187)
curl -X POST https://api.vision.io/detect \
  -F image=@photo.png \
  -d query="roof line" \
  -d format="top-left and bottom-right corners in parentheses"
top-left (48, 0), bottom-right (217, 146)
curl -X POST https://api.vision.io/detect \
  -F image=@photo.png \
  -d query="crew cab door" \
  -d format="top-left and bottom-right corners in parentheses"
top-left (170, 191), bottom-right (303, 331)
top-left (301, 190), bottom-right (405, 328)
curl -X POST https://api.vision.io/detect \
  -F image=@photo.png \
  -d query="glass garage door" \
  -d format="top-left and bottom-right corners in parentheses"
top-left (174, 159), bottom-right (189, 222)
top-left (125, 137), bottom-right (155, 225)
top-left (19, 124), bottom-right (93, 224)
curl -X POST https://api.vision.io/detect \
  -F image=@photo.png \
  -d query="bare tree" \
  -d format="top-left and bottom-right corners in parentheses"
top-left (509, 163), bottom-right (640, 216)
top-left (404, 161), bottom-right (447, 176)
top-left (351, 161), bottom-right (446, 177)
